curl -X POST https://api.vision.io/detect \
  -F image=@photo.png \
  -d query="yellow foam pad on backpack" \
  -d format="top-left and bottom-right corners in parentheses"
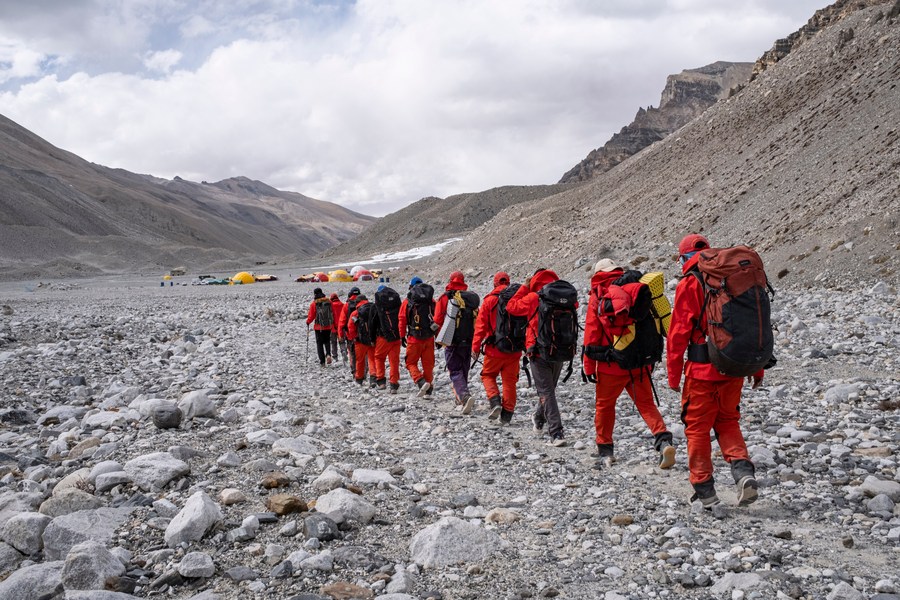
top-left (640, 271), bottom-right (672, 336)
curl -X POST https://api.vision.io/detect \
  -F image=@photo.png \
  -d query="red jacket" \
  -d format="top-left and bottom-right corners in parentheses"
top-left (583, 269), bottom-right (648, 376)
top-left (330, 300), bottom-right (345, 337)
top-left (399, 298), bottom-right (435, 345)
top-left (472, 285), bottom-right (522, 358)
top-left (306, 298), bottom-right (333, 331)
top-left (346, 299), bottom-right (369, 342)
top-left (667, 255), bottom-right (763, 388)
top-left (505, 269), bottom-right (564, 355)
top-left (338, 294), bottom-right (358, 338)
top-left (433, 279), bottom-right (469, 332)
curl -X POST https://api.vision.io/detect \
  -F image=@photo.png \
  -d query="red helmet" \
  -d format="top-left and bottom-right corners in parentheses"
top-left (449, 271), bottom-right (465, 283)
top-left (678, 234), bottom-right (710, 256)
top-left (493, 271), bottom-right (510, 287)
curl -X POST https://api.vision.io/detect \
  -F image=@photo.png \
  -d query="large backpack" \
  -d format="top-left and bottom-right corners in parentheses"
top-left (374, 287), bottom-right (402, 342)
top-left (535, 280), bottom-right (579, 362)
top-left (354, 302), bottom-right (377, 347)
top-left (584, 271), bottom-right (664, 371)
top-left (407, 284), bottom-right (435, 340)
top-left (491, 283), bottom-right (528, 353)
top-left (314, 298), bottom-right (334, 328)
top-left (691, 246), bottom-right (775, 377)
top-left (450, 290), bottom-right (480, 345)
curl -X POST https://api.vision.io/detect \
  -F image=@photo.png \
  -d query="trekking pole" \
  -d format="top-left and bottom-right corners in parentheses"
top-left (647, 367), bottom-right (661, 407)
top-left (305, 326), bottom-right (310, 365)
top-left (522, 356), bottom-right (532, 388)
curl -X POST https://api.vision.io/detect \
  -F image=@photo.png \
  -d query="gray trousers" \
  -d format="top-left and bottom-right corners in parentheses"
top-left (531, 357), bottom-right (564, 438)
top-left (331, 336), bottom-right (348, 361)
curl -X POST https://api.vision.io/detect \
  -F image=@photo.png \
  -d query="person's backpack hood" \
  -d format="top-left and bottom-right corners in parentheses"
top-left (529, 268), bottom-right (559, 293)
top-left (493, 271), bottom-right (510, 287)
top-left (409, 276), bottom-right (423, 288)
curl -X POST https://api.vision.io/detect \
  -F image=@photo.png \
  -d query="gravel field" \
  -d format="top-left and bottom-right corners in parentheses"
top-left (0, 275), bottom-right (898, 600)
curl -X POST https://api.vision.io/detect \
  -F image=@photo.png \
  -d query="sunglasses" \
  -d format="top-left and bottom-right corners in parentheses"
top-left (679, 250), bottom-right (699, 265)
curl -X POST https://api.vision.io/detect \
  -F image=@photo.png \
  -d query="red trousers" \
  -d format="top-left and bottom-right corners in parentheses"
top-left (374, 338), bottom-right (401, 385)
top-left (481, 352), bottom-right (521, 411)
top-left (681, 376), bottom-right (749, 484)
top-left (354, 342), bottom-right (376, 380)
top-left (405, 340), bottom-right (435, 385)
top-left (594, 371), bottom-right (667, 446)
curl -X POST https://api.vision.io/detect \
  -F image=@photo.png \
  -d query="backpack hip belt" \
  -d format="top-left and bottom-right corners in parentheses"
top-left (687, 343), bottom-right (710, 364)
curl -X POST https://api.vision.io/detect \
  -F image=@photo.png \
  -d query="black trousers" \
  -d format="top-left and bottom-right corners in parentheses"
top-left (314, 329), bottom-right (332, 364)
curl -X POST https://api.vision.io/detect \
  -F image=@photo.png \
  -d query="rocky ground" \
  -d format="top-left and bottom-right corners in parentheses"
top-left (0, 277), bottom-right (898, 600)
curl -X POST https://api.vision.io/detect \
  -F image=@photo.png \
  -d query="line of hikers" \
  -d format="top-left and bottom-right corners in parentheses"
top-left (305, 234), bottom-right (776, 509)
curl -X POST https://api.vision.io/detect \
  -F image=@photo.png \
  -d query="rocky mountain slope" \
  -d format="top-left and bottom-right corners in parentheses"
top-left (0, 115), bottom-right (375, 279)
top-left (430, 1), bottom-right (900, 290)
top-left (559, 61), bottom-right (753, 184)
top-left (322, 184), bottom-right (574, 260)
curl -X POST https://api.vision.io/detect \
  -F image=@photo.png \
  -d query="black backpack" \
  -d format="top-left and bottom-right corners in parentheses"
top-left (450, 290), bottom-right (480, 345)
top-left (407, 284), bottom-right (435, 340)
top-left (491, 284), bottom-right (528, 353)
top-left (354, 302), bottom-right (376, 347)
top-left (374, 287), bottom-right (402, 342)
top-left (314, 298), bottom-right (334, 328)
top-left (536, 280), bottom-right (579, 362)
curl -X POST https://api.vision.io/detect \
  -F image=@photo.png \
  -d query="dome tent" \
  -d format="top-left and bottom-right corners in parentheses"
top-left (231, 271), bottom-right (256, 284)
top-left (350, 265), bottom-right (367, 276)
top-left (313, 272), bottom-right (329, 282)
top-left (329, 269), bottom-right (353, 282)
top-left (354, 269), bottom-right (374, 281)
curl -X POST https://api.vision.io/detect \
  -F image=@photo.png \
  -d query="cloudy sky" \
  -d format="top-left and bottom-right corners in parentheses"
top-left (0, 0), bottom-right (828, 216)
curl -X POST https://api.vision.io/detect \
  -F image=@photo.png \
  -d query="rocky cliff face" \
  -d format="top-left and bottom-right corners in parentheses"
top-left (559, 61), bottom-right (753, 184)
top-left (751, 0), bottom-right (896, 80)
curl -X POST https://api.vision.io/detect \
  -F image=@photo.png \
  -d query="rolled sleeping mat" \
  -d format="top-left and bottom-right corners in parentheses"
top-left (434, 298), bottom-right (460, 347)
top-left (639, 271), bottom-right (671, 335)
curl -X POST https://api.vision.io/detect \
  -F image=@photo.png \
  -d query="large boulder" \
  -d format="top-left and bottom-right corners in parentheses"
top-left (0, 491), bottom-right (43, 527)
top-left (0, 511), bottom-right (52, 555)
top-left (40, 488), bottom-right (105, 517)
top-left (859, 476), bottom-right (900, 501)
top-left (315, 488), bottom-right (376, 524)
top-left (409, 517), bottom-right (504, 568)
top-left (123, 452), bottom-right (190, 491)
top-left (42, 507), bottom-right (133, 560)
top-left (178, 390), bottom-right (216, 419)
top-left (164, 491), bottom-right (223, 548)
top-left (61, 540), bottom-right (126, 590)
top-left (0, 560), bottom-right (65, 599)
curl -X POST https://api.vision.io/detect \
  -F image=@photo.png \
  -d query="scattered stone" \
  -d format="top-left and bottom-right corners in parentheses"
top-left (261, 471), bottom-right (292, 489)
top-left (0, 561), bottom-right (64, 599)
top-left (304, 513), bottom-right (341, 541)
top-left (61, 540), bottom-right (126, 590)
top-left (410, 517), bottom-right (504, 568)
top-left (42, 507), bottom-right (132, 560)
top-left (827, 581), bottom-right (865, 600)
top-left (123, 452), bottom-right (190, 491)
top-left (152, 402), bottom-right (183, 429)
top-left (1, 511), bottom-right (52, 555)
top-left (320, 581), bottom-right (374, 599)
top-left (315, 488), bottom-right (376, 524)
top-left (178, 551), bottom-right (216, 578)
top-left (265, 494), bottom-right (307, 515)
top-left (219, 488), bottom-right (246, 505)
top-left (164, 492), bottom-right (223, 548)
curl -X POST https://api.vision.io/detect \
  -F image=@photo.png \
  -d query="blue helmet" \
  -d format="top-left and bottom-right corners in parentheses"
top-left (409, 276), bottom-right (423, 288)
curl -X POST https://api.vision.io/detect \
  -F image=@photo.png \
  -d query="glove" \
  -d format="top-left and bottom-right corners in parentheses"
top-left (581, 369), bottom-right (596, 384)
top-left (472, 351), bottom-right (480, 365)
top-left (401, 338), bottom-right (407, 348)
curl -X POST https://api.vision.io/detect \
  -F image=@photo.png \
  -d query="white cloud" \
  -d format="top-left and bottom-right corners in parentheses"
top-left (142, 49), bottom-right (183, 73)
top-left (0, 0), bottom-right (830, 216)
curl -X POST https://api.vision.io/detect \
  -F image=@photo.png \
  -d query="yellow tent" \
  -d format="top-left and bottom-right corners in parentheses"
top-left (329, 269), bottom-right (353, 282)
top-left (231, 271), bottom-right (256, 284)
top-left (163, 275), bottom-right (172, 281)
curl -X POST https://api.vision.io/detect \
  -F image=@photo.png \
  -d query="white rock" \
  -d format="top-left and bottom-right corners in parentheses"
top-left (1, 511), bottom-right (52, 555)
top-left (409, 516), bottom-right (504, 568)
top-left (123, 452), bottom-right (190, 491)
top-left (178, 551), bottom-right (216, 578)
top-left (272, 436), bottom-right (319, 458)
top-left (164, 492), bottom-right (223, 548)
top-left (315, 488), bottom-right (376, 524)
top-left (711, 573), bottom-right (764, 594)
top-left (351, 469), bottom-right (396, 485)
top-left (826, 581), bottom-right (865, 600)
top-left (859, 476), bottom-right (900, 501)
top-left (61, 540), bottom-right (126, 590)
top-left (178, 390), bottom-right (216, 419)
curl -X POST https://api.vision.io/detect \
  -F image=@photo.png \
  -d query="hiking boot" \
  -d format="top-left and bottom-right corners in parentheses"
top-left (389, 383), bottom-right (400, 395)
top-left (736, 476), bottom-right (759, 506)
top-left (487, 397), bottom-right (502, 420)
top-left (531, 412), bottom-right (545, 433)
top-left (325, 355), bottom-right (333, 365)
top-left (690, 479), bottom-right (720, 510)
top-left (658, 442), bottom-right (676, 470)
top-left (417, 380), bottom-right (433, 398)
top-left (547, 434), bottom-right (566, 447)
top-left (369, 376), bottom-right (377, 389)
top-left (461, 393), bottom-right (475, 415)
top-left (597, 444), bottom-right (615, 468)
top-left (499, 408), bottom-right (513, 425)
top-left (354, 378), bottom-right (364, 386)
top-left (424, 387), bottom-right (433, 397)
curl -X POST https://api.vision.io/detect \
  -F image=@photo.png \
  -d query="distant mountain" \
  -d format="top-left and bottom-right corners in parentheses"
top-left (0, 114), bottom-right (375, 278)
top-left (559, 61), bottom-right (753, 183)
top-left (432, 0), bottom-right (900, 288)
top-left (322, 184), bottom-right (575, 260)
